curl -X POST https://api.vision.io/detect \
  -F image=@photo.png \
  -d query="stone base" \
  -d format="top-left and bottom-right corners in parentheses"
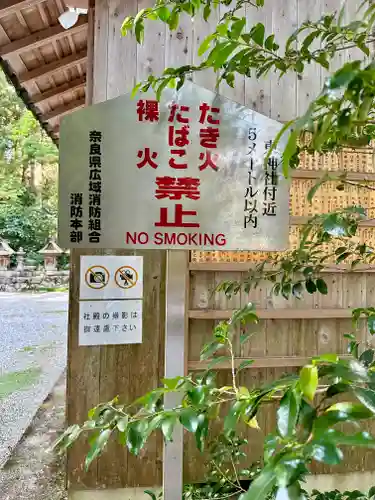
top-left (69, 488), bottom-right (161, 500)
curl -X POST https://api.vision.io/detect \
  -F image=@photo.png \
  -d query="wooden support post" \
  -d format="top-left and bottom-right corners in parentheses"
top-left (163, 251), bottom-right (188, 500)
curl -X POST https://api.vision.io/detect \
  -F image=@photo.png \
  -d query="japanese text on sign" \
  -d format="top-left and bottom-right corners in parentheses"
top-left (59, 82), bottom-right (290, 251)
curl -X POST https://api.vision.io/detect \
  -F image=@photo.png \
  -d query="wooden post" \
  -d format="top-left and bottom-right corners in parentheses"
top-left (163, 251), bottom-right (188, 499)
top-left (66, 1), bottom-right (168, 497)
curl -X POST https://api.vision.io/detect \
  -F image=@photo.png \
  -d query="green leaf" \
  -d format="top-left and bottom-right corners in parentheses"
top-left (207, 355), bottom-right (229, 369)
top-left (277, 389), bottom-right (300, 438)
top-left (198, 33), bottom-right (215, 56)
top-left (168, 10), bottom-right (179, 30)
top-left (240, 333), bottom-right (251, 344)
top-left (161, 414), bottom-right (177, 441)
top-left (179, 408), bottom-right (199, 433)
top-left (322, 214), bottom-right (347, 237)
top-left (299, 365), bottom-right (318, 401)
top-left (240, 465), bottom-right (276, 500)
top-left (250, 22), bottom-right (265, 46)
top-left (203, 4), bottom-right (211, 21)
top-left (321, 429), bottom-right (375, 447)
top-left (325, 402), bottom-right (373, 420)
top-left (368, 316), bottom-right (375, 334)
top-left (230, 303), bottom-right (258, 325)
top-left (156, 6), bottom-right (170, 21)
top-left (307, 175), bottom-right (330, 203)
top-left (354, 387), bottom-right (375, 414)
top-left (200, 341), bottom-right (223, 360)
top-left (316, 278), bottom-right (328, 295)
top-left (305, 279), bottom-right (317, 294)
top-left (195, 413), bottom-right (209, 452)
top-left (275, 484), bottom-right (304, 500)
top-left (121, 16), bottom-right (133, 36)
top-left (308, 441), bottom-right (343, 465)
top-left (188, 385), bottom-right (209, 406)
top-left (359, 349), bottom-right (374, 366)
top-left (237, 359), bottom-right (254, 372)
top-left (144, 491), bottom-right (158, 500)
top-left (134, 20), bottom-right (144, 44)
top-left (126, 422), bottom-right (146, 455)
top-left (312, 353), bottom-right (338, 364)
top-left (231, 18), bottom-right (246, 40)
top-left (264, 34), bottom-right (275, 50)
top-left (210, 42), bottom-right (238, 70)
top-left (328, 61), bottom-right (360, 89)
top-left (85, 429), bottom-right (112, 470)
top-left (117, 416), bottom-right (128, 433)
top-left (224, 400), bottom-right (247, 434)
top-left (130, 82), bottom-right (142, 99)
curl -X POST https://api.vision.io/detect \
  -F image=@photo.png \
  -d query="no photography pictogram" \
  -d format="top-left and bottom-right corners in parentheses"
top-left (85, 265), bottom-right (109, 290)
top-left (115, 266), bottom-right (138, 289)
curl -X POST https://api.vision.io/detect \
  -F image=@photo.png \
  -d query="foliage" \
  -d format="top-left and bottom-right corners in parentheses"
top-left (53, 1), bottom-right (375, 499)
top-left (55, 293), bottom-right (375, 500)
top-left (0, 70), bottom-right (58, 254)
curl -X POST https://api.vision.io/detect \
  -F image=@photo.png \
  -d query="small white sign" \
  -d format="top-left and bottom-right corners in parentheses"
top-left (80, 255), bottom-right (143, 300)
top-left (79, 300), bottom-right (142, 346)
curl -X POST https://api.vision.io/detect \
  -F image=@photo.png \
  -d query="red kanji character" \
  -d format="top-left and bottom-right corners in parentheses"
top-left (137, 99), bottom-right (160, 122)
top-left (199, 103), bottom-right (220, 124)
top-left (155, 204), bottom-right (199, 228)
top-left (169, 157), bottom-right (187, 169)
top-left (169, 126), bottom-right (190, 147)
top-left (137, 148), bottom-right (158, 169)
top-left (168, 103), bottom-right (190, 123)
top-left (199, 151), bottom-right (219, 171)
top-left (200, 127), bottom-right (219, 148)
top-left (155, 177), bottom-right (200, 200)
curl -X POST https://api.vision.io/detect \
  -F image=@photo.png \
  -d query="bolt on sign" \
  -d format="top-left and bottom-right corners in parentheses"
top-left (59, 82), bottom-right (290, 251)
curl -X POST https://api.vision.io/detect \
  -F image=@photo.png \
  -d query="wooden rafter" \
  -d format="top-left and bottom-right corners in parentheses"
top-left (0, 0), bottom-right (47, 18)
top-left (44, 97), bottom-right (86, 121)
top-left (19, 50), bottom-right (87, 84)
top-left (0, 17), bottom-right (87, 57)
top-left (32, 75), bottom-right (86, 105)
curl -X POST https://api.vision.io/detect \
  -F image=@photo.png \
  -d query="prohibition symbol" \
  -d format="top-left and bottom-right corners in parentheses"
top-left (115, 266), bottom-right (138, 289)
top-left (85, 265), bottom-right (109, 290)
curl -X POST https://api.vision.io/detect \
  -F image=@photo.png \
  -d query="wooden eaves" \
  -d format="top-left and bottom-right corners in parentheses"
top-left (0, 0), bottom-right (89, 143)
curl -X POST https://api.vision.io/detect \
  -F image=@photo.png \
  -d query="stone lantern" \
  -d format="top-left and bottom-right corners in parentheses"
top-left (0, 238), bottom-right (14, 271)
top-left (16, 247), bottom-right (26, 271)
top-left (38, 239), bottom-right (64, 272)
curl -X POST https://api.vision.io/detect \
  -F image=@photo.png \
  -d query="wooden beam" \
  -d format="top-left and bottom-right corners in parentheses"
top-left (0, 17), bottom-right (87, 57)
top-left (292, 170), bottom-right (375, 182)
top-left (0, 0), bottom-right (47, 18)
top-left (32, 76), bottom-right (86, 105)
top-left (19, 50), bottom-right (87, 84)
top-left (188, 308), bottom-right (353, 320)
top-left (189, 355), bottom-right (352, 371)
top-left (189, 262), bottom-right (375, 273)
top-left (44, 97), bottom-right (85, 121)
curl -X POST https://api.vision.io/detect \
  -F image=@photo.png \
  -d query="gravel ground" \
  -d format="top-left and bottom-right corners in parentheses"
top-left (0, 374), bottom-right (67, 500)
top-left (0, 292), bottom-right (68, 467)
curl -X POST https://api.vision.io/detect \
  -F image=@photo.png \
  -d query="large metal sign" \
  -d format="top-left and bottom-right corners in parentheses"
top-left (59, 82), bottom-right (290, 250)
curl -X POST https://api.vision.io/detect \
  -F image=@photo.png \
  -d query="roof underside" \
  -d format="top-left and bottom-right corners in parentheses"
top-left (0, 0), bottom-right (88, 144)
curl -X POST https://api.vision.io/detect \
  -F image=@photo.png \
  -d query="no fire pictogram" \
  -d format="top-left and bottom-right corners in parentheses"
top-left (115, 266), bottom-right (138, 289)
top-left (85, 265), bottom-right (109, 290)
